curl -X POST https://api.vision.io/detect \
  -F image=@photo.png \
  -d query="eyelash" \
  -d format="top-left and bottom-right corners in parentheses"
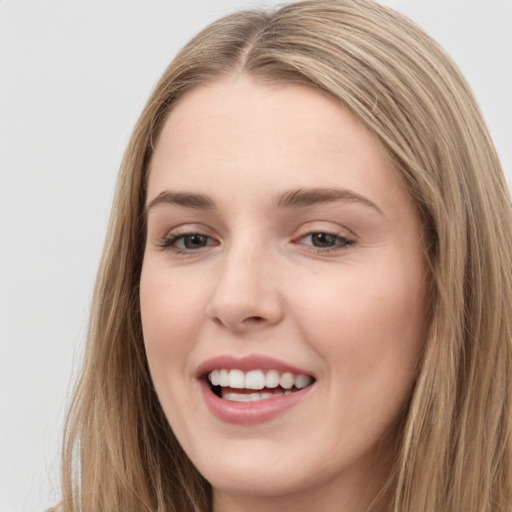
top-left (297, 232), bottom-right (355, 253)
top-left (158, 232), bottom-right (217, 253)
top-left (158, 230), bottom-right (355, 255)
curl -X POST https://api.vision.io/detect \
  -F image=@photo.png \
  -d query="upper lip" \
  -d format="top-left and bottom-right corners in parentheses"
top-left (196, 354), bottom-right (314, 379)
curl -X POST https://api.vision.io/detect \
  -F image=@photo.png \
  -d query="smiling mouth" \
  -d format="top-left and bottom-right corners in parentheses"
top-left (207, 369), bottom-right (315, 402)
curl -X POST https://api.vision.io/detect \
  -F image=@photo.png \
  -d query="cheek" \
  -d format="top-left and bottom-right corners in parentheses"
top-left (290, 260), bottom-right (427, 400)
top-left (139, 264), bottom-right (212, 436)
top-left (139, 265), bottom-right (207, 373)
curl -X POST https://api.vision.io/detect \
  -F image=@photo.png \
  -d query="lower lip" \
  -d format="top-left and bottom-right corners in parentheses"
top-left (199, 379), bottom-right (313, 425)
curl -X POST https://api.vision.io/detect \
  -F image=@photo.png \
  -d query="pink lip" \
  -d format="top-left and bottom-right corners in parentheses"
top-left (196, 354), bottom-right (315, 425)
top-left (199, 379), bottom-right (313, 425)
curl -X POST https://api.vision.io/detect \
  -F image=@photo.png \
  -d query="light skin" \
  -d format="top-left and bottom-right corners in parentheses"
top-left (140, 74), bottom-right (428, 512)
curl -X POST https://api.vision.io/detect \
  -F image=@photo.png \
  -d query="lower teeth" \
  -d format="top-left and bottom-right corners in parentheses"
top-left (220, 388), bottom-right (295, 402)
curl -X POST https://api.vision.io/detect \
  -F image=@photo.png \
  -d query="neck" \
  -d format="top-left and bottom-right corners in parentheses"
top-left (212, 457), bottom-right (392, 512)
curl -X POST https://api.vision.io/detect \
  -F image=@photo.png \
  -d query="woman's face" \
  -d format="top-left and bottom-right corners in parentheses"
top-left (140, 75), bottom-right (427, 510)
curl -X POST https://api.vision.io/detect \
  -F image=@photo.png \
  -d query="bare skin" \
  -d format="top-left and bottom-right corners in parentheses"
top-left (140, 74), bottom-right (427, 512)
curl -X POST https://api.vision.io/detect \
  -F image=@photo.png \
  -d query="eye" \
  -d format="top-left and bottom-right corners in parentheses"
top-left (159, 232), bottom-right (218, 253)
top-left (298, 231), bottom-right (354, 252)
top-left (308, 232), bottom-right (338, 248)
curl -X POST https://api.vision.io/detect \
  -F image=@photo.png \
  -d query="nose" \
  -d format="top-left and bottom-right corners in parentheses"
top-left (206, 241), bottom-right (285, 332)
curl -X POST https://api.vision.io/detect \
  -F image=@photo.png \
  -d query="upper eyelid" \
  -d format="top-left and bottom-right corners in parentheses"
top-left (160, 223), bottom-right (216, 238)
top-left (298, 231), bottom-right (352, 240)
top-left (293, 222), bottom-right (357, 240)
top-left (163, 230), bottom-right (217, 242)
top-left (153, 220), bottom-right (357, 244)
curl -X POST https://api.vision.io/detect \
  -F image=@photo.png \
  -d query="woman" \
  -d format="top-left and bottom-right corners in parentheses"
top-left (54, 0), bottom-right (512, 511)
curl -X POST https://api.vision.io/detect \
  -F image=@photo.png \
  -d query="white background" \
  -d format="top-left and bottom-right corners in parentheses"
top-left (0, 1), bottom-right (510, 510)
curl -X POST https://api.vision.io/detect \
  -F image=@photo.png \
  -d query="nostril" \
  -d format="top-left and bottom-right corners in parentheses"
top-left (245, 316), bottom-right (265, 324)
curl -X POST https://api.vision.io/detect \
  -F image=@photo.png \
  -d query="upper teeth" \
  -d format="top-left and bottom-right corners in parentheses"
top-left (207, 369), bottom-right (312, 390)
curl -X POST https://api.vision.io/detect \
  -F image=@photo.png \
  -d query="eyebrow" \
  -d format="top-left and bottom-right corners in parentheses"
top-left (274, 187), bottom-right (383, 215)
top-left (146, 191), bottom-right (216, 212)
top-left (145, 187), bottom-right (383, 215)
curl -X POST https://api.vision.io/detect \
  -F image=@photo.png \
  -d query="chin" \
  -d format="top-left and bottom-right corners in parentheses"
top-left (204, 462), bottom-right (319, 499)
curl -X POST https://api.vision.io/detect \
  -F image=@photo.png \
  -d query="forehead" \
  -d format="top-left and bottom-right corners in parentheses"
top-left (147, 74), bottom-right (408, 213)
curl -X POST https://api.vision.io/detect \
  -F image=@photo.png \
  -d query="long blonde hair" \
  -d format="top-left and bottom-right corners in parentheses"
top-left (55, 1), bottom-right (512, 510)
